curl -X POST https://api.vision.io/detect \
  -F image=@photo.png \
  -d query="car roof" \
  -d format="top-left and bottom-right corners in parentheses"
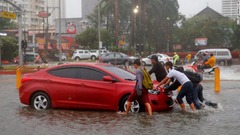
top-left (198, 48), bottom-right (230, 52)
top-left (46, 62), bottom-right (112, 70)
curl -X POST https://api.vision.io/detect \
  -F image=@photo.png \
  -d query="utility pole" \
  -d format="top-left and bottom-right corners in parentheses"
top-left (58, 0), bottom-right (62, 63)
top-left (115, 0), bottom-right (119, 52)
top-left (45, 6), bottom-right (49, 58)
top-left (3, 0), bottom-right (23, 65)
top-left (98, 0), bottom-right (102, 58)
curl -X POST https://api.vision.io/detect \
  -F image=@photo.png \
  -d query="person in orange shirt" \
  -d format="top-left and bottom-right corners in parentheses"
top-left (198, 53), bottom-right (216, 71)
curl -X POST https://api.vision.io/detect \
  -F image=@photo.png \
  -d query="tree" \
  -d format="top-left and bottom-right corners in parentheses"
top-left (0, 36), bottom-right (18, 61)
top-left (87, 0), bottom-right (180, 54)
top-left (0, 18), bottom-right (18, 61)
top-left (75, 28), bottom-right (114, 49)
top-left (172, 17), bottom-right (236, 51)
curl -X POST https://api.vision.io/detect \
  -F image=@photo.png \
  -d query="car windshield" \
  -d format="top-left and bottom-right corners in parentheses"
top-left (101, 66), bottom-right (136, 81)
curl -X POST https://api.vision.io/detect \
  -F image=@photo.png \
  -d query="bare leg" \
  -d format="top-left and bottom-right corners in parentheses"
top-left (189, 103), bottom-right (196, 112)
top-left (145, 103), bottom-right (153, 116)
top-left (180, 103), bottom-right (186, 111)
top-left (120, 101), bottom-right (131, 115)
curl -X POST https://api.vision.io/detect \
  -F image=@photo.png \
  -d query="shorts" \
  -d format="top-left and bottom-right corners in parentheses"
top-left (127, 88), bottom-right (149, 104)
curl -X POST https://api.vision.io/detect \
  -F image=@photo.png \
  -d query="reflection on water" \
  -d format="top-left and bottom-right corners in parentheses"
top-left (1, 74), bottom-right (240, 135)
top-left (12, 105), bottom-right (238, 135)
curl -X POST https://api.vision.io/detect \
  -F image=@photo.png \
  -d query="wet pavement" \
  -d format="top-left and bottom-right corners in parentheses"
top-left (1, 67), bottom-right (240, 135)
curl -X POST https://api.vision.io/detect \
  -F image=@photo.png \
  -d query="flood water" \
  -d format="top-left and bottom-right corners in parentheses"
top-left (0, 65), bottom-right (240, 135)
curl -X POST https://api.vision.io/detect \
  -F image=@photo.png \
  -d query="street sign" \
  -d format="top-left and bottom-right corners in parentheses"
top-left (0, 11), bottom-right (16, 19)
top-left (37, 11), bottom-right (51, 18)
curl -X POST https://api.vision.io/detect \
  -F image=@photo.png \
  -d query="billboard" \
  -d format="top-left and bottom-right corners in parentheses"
top-left (66, 22), bottom-right (76, 34)
top-left (195, 38), bottom-right (207, 46)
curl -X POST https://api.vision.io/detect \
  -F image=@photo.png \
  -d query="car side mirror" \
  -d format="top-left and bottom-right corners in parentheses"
top-left (103, 76), bottom-right (115, 82)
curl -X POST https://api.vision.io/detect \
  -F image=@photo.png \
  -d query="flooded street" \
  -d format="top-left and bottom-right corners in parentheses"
top-left (0, 65), bottom-right (240, 135)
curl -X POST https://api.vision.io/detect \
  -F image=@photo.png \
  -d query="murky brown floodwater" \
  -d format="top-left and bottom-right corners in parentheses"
top-left (1, 69), bottom-right (240, 135)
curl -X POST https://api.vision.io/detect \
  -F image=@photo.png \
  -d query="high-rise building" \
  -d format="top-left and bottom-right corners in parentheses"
top-left (46, 0), bottom-right (66, 27)
top-left (0, 0), bottom-right (46, 30)
top-left (222, 0), bottom-right (239, 19)
top-left (81, 0), bottom-right (98, 21)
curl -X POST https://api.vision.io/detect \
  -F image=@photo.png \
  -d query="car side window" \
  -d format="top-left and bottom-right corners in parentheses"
top-left (79, 68), bottom-right (106, 81)
top-left (48, 67), bottom-right (78, 79)
top-left (79, 51), bottom-right (83, 54)
top-left (85, 50), bottom-right (89, 53)
top-left (217, 51), bottom-right (229, 56)
top-left (108, 53), bottom-right (114, 58)
top-left (115, 54), bottom-right (122, 58)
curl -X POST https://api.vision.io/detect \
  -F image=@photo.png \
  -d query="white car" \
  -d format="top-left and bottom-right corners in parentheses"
top-left (142, 53), bottom-right (173, 66)
top-left (71, 49), bottom-right (92, 60)
top-left (89, 49), bottom-right (110, 60)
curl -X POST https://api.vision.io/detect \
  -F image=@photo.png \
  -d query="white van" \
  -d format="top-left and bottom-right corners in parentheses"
top-left (194, 48), bottom-right (232, 66)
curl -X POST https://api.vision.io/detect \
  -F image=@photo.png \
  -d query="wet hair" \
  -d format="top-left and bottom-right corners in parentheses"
top-left (165, 61), bottom-right (173, 68)
top-left (210, 53), bottom-right (213, 56)
top-left (133, 59), bottom-right (141, 66)
top-left (151, 55), bottom-right (158, 61)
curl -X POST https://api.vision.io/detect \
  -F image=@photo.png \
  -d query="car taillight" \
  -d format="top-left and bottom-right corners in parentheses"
top-left (21, 77), bottom-right (33, 83)
top-left (166, 58), bottom-right (169, 61)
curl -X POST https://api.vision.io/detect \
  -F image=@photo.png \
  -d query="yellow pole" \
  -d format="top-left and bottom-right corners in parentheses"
top-left (214, 67), bottom-right (220, 92)
top-left (16, 68), bottom-right (22, 89)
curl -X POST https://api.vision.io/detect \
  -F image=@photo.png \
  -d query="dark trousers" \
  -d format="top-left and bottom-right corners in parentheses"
top-left (177, 81), bottom-right (193, 105)
top-left (192, 84), bottom-right (204, 109)
top-left (198, 64), bottom-right (211, 71)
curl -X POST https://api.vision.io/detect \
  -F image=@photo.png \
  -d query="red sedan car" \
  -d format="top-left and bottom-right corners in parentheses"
top-left (19, 63), bottom-right (173, 112)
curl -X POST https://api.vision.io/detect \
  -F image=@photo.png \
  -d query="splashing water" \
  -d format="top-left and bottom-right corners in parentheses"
top-left (203, 65), bottom-right (240, 81)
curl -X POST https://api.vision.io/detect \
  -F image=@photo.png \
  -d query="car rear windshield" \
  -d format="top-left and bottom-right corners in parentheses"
top-left (101, 66), bottom-right (136, 81)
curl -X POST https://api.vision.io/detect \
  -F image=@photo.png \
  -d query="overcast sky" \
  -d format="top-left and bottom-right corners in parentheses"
top-left (65, 0), bottom-right (222, 18)
top-left (65, 0), bottom-right (82, 18)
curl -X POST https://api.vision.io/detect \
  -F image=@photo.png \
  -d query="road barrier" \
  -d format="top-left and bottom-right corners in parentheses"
top-left (214, 67), bottom-right (220, 92)
top-left (15, 66), bottom-right (26, 89)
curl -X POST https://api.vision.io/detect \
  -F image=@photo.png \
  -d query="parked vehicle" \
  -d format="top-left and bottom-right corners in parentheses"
top-left (19, 63), bottom-right (173, 112)
top-left (13, 52), bottom-right (48, 64)
top-left (90, 49), bottom-right (110, 60)
top-left (71, 49), bottom-right (91, 60)
top-left (52, 53), bottom-right (67, 61)
top-left (142, 53), bottom-right (173, 66)
top-left (194, 48), bottom-right (232, 66)
top-left (99, 52), bottom-right (132, 66)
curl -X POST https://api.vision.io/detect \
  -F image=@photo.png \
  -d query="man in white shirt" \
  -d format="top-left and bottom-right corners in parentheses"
top-left (157, 61), bottom-right (195, 111)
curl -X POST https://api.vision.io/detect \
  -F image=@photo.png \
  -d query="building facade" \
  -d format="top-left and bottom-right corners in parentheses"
top-left (222, 0), bottom-right (239, 19)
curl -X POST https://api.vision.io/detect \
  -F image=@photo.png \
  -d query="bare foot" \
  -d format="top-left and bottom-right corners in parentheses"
top-left (118, 111), bottom-right (128, 115)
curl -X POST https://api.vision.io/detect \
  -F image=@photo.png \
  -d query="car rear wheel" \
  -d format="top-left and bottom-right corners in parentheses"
top-left (31, 92), bottom-right (51, 110)
top-left (91, 55), bottom-right (96, 60)
top-left (219, 60), bottom-right (225, 66)
top-left (119, 95), bottom-right (141, 113)
top-left (124, 61), bottom-right (129, 66)
top-left (75, 57), bottom-right (80, 61)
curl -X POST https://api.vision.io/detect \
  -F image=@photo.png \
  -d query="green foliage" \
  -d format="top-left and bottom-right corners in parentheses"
top-left (0, 18), bottom-right (17, 29)
top-left (75, 28), bottom-right (113, 49)
top-left (0, 37), bottom-right (18, 61)
top-left (87, 0), bottom-right (179, 54)
top-left (172, 17), bottom-right (236, 50)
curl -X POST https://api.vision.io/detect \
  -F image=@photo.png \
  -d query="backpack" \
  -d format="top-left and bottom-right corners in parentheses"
top-left (141, 67), bottom-right (153, 90)
top-left (183, 71), bottom-right (203, 84)
top-left (174, 66), bottom-right (202, 84)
